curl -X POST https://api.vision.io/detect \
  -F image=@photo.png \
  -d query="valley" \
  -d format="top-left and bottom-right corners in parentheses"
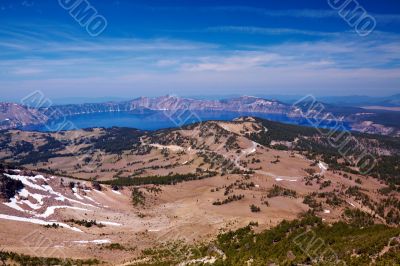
top-left (0, 117), bottom-right (399, 265)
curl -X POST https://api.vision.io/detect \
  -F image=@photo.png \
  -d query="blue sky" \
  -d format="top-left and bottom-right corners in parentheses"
top-left (0, 0), bottom-right (399, 101)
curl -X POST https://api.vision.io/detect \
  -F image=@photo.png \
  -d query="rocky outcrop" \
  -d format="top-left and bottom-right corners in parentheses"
top-left (0, 103), bottom-right (48, 130)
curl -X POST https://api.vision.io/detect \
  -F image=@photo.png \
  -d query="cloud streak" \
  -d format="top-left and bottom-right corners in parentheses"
top-left (206, 26), bottom-right (339, 37)
top-left (0, 17), bottom-right (399, 99)
top-left (146, 5), bottom-right (400, 24)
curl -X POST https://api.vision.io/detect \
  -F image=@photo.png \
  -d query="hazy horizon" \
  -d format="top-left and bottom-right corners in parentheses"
top-left (1, 93), bottom-right (400, 105)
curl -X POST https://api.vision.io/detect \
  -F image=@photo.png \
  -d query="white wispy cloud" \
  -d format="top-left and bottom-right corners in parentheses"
top-left (147, 5), bottom-right (400, 24)
top-left (0, 22), bottom-right (399, 98)
top-left (213, 7), bottom-right (338, 18)
top-left (181, 53), bottom-right (289, 72)
top-left (206, 26), bottom-right (339, 37)
top-left (11, 67), bottom-right (43, 75)
top-left (212, 6), bottom-right (400, 24)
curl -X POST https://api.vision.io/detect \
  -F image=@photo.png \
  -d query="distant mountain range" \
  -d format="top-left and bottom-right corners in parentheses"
top-left (318, 94), bottom-right (400, 107)
top-left (42, 95), bottom-right (290, 116)
top-left (263, 94), bottom-right (400, 107)
top-left (4, 93), bottom-right (398, 107)
top-left (0, 95), bottom-right (399, 136)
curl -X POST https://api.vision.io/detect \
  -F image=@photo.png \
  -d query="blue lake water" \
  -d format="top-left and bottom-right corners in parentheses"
top-left (21, 110), bottom-right (351, 132)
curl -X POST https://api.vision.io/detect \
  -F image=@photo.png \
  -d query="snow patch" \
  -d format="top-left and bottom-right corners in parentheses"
top-left (93, 189), bottom-right (105, 195)
top-left (318, 162), bottom-right (328, 171)
top-left (347, 201), bottom-right (356, 207)
top-left (3, 197), bottom-right (26, 212)
top-left (37, 206), bottom-right (88, 218)
top-left (19, 189), bottom-right (46, 206)
top-left (0, 214), bottom-right (82, 232)
top-left (5, 174), bottom-right (46, 191)
top-left (42, 185), bottom-right (96, 207)
top-left (150, 144), bottom-right (184, 152)
top-left (72, 187), bottom-right (84, 200)
top-left (111, 190), bottom-right (121, 195)
top-left (22, 200), bottom-right (42, 210)
top-left (83, 195), bottom-right (100, 205)
top-left (275, 177), bottom-right (297, 182)
top-left (72, 239), bottom-right (110, 244)
top-left (99, 221), bottom-right (122, 227)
